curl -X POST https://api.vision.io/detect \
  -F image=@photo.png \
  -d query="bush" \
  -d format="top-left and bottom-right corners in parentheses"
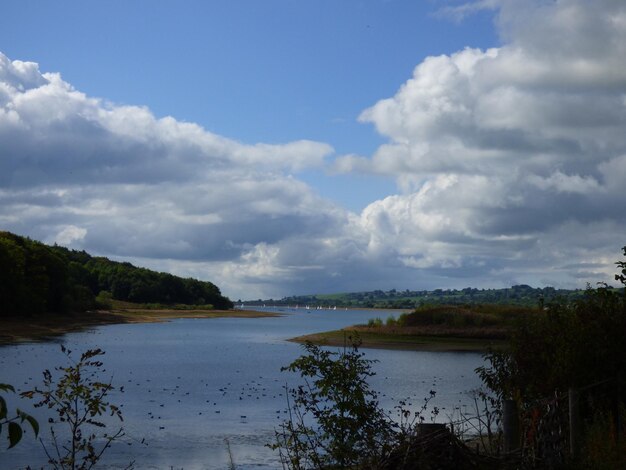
top-left (477, 247), bottom-right (626, 465)
top-left (22, 347), bottom-right (127, 469)
top-left (270, 339), bottom-right (394, 468)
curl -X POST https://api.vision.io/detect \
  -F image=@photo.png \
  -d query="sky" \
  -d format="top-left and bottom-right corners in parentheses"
top-left (1, 0), bottom-right (625, 300)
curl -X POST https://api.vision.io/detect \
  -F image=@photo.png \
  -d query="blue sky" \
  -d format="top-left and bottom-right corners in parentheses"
top-left (1, 0), bottom-right (625, 299)
top-left (1, 0), bottom-right (498, 211)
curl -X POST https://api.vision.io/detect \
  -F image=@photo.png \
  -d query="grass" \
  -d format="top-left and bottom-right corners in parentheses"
top-left (290, 328), bottom-right (506, 352)
top-left (290, 304), bottom-right (533, 352)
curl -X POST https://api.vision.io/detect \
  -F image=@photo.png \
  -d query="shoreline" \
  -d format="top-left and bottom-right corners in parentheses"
top-left (289, 327), bottom-right (506, 352)
top-left (0, 308), bottom-right (279, 346)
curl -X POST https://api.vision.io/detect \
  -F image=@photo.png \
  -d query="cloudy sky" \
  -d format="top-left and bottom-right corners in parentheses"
top-left (1, 0), bottom-right (625, 300)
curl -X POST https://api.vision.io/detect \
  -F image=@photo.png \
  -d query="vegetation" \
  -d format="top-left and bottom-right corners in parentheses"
top-left (271, 339), bottom-right (395, 468)
top-left (476, 248), bottom-right (626, 468)
top-left (284, 249), bottom-right (626, 467)
top-left (273, 338), bottom-right (496, 469)
top-left (0, 231), bottom-right (233, 318)
top-left (293, 304), bottom-right (531, 352)
top-left (244, 284), bottom-right (588, 309)
top-left (0, 383), bottom-right (39, 449)
top-left (21, 347), bottom-right (128, 470)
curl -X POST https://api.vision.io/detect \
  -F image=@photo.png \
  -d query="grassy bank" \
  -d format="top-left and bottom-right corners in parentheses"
top-left (0, 306), bottom-right (278, 345)
top-left (290, 304), bottom-right (532, 352)
top-left (290, 327), bottom-right (506, 352)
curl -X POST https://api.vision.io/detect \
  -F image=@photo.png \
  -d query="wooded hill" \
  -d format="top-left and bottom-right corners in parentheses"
top-left (0, 231), bottom-right (233, 316)
top-left (246, 284), bottom-right (589, 309)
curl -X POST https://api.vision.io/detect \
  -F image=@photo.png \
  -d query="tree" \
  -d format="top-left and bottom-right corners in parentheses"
top-left (0, 236), bottom-right (26, 316)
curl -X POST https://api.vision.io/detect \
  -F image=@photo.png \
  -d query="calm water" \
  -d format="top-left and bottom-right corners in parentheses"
top-left (1, 308), bottom-right (485, 469)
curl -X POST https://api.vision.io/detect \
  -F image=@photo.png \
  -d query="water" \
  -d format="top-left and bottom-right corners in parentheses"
top-left (0, 308), bottom-right (485, 469)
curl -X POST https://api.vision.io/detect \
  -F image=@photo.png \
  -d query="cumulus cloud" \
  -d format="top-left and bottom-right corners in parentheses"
top-left (0, 57), bottom-right (333, 189)
top-left (2, 0), bottom-right (626, 299)
top-left (0, 51), bottom-right (354, 298)
top-left (335, 0), bottom-right (626, 288)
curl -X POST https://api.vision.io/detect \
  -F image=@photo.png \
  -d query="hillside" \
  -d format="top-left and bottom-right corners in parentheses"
top-left (244, 285), bottom-right (586, 309)
top-left (0, 231), bottom-right (233, 317)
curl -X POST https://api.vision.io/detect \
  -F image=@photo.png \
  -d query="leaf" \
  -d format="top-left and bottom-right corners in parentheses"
top-left (26, 414), bottom-right (39, 438)
top-left (8, 422), bottom-right (22, 449)
top-left (17, 409), bottom-right (39, 437)
top-left (0, 384), bottom-right (16, 393)
top-left (0, 396), bottom-right (7, 420)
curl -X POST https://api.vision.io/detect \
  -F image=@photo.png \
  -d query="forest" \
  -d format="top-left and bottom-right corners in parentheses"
top-left (0, 231), bottom-right (233, 317)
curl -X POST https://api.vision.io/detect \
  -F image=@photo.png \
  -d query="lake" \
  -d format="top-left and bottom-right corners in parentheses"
top-left (1, 307), bottom-right (485, 469)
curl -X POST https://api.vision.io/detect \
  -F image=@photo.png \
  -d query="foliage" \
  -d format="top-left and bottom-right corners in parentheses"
top-left (0, 383), bottom-right (39, 449)
top-left (404, 305), bottom-right (530, 329)
top-left (476, 247), bottom-right (626, 465)
top-left (270, 338), bottom-right (395, 469)
top-left (95, 291), bottom-right (113, 310)
top-left (479, 285), bottom-right (626, 404)
top-left (82, 256), bottom-right (232, 308)
top-left (0, 231), bottom-right (233, 317)
top-left (0, 232), bottom-right (84, 316)
top-left (21, 347), bottom-right (127, 470)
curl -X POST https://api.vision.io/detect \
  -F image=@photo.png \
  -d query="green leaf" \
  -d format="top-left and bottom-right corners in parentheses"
top-left (8, 422), bottom-right (22, 449)
top-left (0, 396), bottom-right (7, 420)
top-left (26, 415), bottom-right (39, 438)
top-left (17, 409), bottom-right (39, 437)
top-left (0, 384), bottom-right (16, 393)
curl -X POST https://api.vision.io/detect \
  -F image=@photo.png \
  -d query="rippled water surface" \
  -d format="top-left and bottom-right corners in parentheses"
top-left (1, 308), bottom-right (484, 469)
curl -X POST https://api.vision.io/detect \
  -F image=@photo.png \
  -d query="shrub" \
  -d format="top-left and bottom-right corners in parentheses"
top-left (270, 339), bottom-right (394, 468)
top-left (477, 247), bottom-right (626, 465)
top-left (385, 315), bottom-right (397, 327)
top-left (22, 347), bottom-right (128, 470)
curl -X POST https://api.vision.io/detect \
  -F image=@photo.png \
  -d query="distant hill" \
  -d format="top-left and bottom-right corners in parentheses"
top-left (0, 231), bottom-right (233, 316)
top-left (243, 284), bottom-right (588, 309)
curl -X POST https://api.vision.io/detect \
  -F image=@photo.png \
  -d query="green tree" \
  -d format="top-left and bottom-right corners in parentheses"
top-left (0, 236), bottom-right (26, 316)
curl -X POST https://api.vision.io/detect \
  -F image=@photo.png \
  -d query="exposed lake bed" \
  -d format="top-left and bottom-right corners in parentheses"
top-left (1, 307), bottom-right (485, 469)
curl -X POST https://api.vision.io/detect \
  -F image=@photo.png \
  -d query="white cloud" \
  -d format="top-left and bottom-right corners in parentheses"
top-left (0, 51), bottom-right (356, 298)
top-left (335, 0), bottom-right (626, 289)
top-left (0, 56), bottom-right (333, 191)
top-left (2, 0), bottom-right (626, 299)
top-left (435, 0), bottom-right (500, 23)
top-left (51, 225), bottom-right (87, 246)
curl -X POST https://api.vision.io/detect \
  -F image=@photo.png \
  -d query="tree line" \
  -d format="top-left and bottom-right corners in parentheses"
top-left (0, 231), bottom-right (233, 317)
top-left (247, 284), bottom-right (588, 309)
